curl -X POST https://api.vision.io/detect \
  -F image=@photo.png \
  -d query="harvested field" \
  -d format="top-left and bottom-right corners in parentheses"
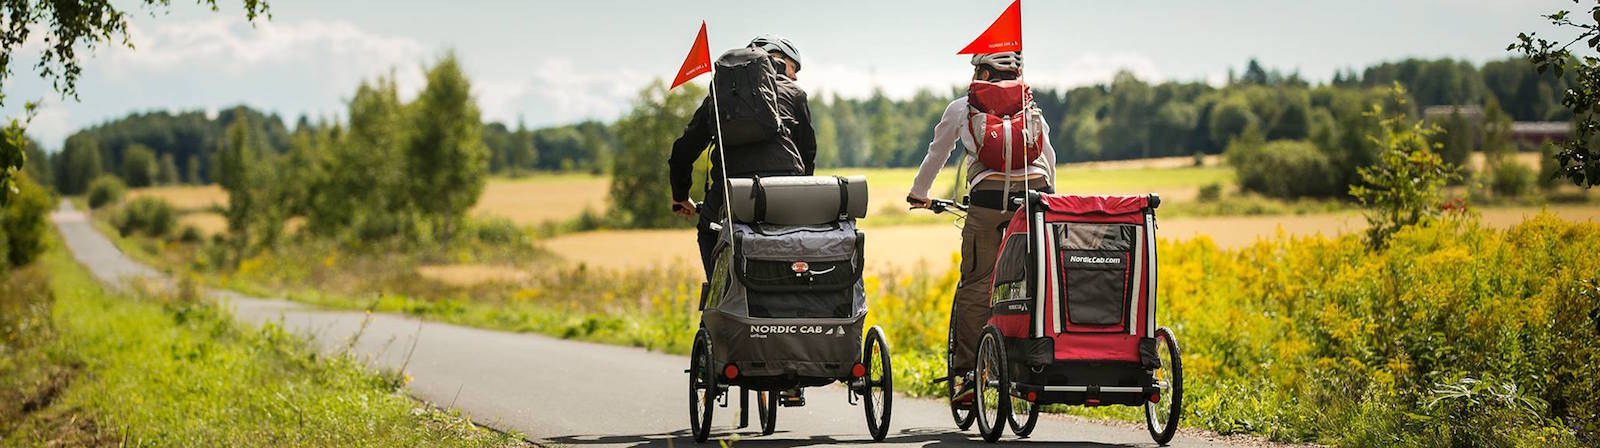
top-left (417, 264), bottom-right (531, 287)
top-left (126, 185), bottom-right (226, 211)
top-left (178, 212), bottom-right (228, 236)
top-left (470, 174), bottom-right (608, 225)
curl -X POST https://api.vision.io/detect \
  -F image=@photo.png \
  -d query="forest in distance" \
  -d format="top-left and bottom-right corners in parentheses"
top-left (24, 56), bottom-right (1576, 196)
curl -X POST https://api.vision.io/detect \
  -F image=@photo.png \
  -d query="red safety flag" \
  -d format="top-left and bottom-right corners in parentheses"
top-left (671, 21), bottom-right (713, 89)
top-left (957, 0), bottom-right (1022, 54)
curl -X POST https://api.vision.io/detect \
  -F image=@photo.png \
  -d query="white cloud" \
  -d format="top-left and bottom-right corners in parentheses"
top-left (108, 18), bottom-right (427, 78)
top-left (488, 59), bottom-right (652, 126)
top-left (1028, 52), bottom-right (1164, 89)
top-left (797, 63), bottom-right (970, 99)
top-left (7, 17), bottom-right (435, 146)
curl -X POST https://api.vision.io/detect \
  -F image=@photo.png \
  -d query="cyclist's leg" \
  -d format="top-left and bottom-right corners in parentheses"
top-left (696, 217), bottom-right (718, 281)
top-left (952, 204), bottom-right (1008, 371)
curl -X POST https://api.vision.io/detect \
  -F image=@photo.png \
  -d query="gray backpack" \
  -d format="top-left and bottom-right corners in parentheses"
top-left (712, 48), bottom-right (785, 146)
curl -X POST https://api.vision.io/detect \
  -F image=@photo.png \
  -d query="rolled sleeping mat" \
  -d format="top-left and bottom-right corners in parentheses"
top-left (727, 175), bottom-right (868, 225)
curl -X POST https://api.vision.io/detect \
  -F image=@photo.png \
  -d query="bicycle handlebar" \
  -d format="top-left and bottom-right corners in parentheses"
top-left (925, 198), bottom-right (967, 214)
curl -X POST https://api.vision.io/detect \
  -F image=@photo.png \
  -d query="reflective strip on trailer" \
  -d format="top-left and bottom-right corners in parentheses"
top-left (1048, 222), bottom-right (1062, 335)
top-left (1128, 226), bottom-right (1143, 335)
top-left (1145, 211), bottom-right (1157, 336)
top-left (1040, 386), bottom-right (1149, 393)
top-left (1034, 212), bottom-right (1047, 338)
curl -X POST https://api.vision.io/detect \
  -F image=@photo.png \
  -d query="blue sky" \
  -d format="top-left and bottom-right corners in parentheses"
top-left (0, 0), bottom-right (1576, 150)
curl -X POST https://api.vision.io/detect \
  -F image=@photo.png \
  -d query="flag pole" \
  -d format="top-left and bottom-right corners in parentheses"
top-left (707, 65), bottom-right (737, 249)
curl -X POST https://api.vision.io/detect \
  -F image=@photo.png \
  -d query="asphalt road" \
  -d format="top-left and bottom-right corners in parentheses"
top-left (53, 201), bottom-right (1257, 447)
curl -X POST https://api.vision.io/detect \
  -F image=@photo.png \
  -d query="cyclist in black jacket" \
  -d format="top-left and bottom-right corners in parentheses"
top-left (668, 35), bottom-right (818, 279)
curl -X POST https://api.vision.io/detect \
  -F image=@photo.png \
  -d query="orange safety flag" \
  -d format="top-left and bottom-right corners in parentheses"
top-left (957, 0), bottom-right (1022, 55)
top-left (671, 21), bottom-right (713, 89)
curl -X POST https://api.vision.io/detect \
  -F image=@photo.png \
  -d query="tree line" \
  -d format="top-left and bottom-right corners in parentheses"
top-left (26, 57), bottom-right (1574, 196)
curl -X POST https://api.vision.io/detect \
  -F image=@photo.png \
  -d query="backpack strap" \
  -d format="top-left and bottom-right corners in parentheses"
top-left (751, 175), bottom-right (767, 223)
top-left (834, 175), bottom-right (850, 219)
top-left (966, 105), bottom-right (986, 154)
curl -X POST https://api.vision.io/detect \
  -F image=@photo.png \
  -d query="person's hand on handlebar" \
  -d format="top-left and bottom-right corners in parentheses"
top-left (906, 194), bottom-right (932, 209)
top-left (671, 199), bottom-right (698, 218)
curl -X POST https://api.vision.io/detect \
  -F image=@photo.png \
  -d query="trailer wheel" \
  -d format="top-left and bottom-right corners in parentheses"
top-left (689, 328), bottom-right (715, 443)
top-left (1145, 327), bottom-right (1183, 445)
top-left (1009, 389), bottom-right (1039, 438)
top-left (974, 326), bottom-right (1010, 443)
top-left (862, 326), bottom-right (893, 441)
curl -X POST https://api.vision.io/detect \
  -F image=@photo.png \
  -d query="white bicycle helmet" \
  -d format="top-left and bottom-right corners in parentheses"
top-left (970, 52), bottom-right (1022, 73)
top-left (750, 35), bottom-right (802, 72)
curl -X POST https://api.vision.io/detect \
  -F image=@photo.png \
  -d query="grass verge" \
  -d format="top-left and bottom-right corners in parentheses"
top-left (0, 232), bottom-right (527, 447)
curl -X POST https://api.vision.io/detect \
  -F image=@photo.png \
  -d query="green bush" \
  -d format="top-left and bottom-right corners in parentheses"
top-left (112, 196), bottom-right (177, 238)
top-left (1, 173), bottom-right (52, 268)
top-left (177, 225), bottom-right (203, 244)
top-left (86, 175), bottom-right (126, 209)
top-left (1489, 160), bottom-right (1536, 198)
top-left (469, 217), bottom-right (526, 245)
top-left (1227, 139), bottom-right (1341, 199)
top-left (1197, 182), bottom-right (1223, 203)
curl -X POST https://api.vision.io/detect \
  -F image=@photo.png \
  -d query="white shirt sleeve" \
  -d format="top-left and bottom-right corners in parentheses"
top-left (1039, 118), bottom-right (1057, 188)
top-left (909, 99), bottom-right (969, 201)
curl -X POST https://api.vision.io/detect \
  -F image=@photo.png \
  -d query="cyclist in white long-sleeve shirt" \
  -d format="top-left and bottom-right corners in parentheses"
top-left (905, 51), bottom-right (1056, 403)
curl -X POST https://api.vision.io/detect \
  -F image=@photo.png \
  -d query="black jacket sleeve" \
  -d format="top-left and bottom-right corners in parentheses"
top-left (792, 90), bottom-right (817, 175)
top-left (668, 96), bottom-right (714, 202)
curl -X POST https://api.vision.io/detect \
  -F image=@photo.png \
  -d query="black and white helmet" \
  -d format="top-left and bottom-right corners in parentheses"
top-left (970, 51), bottom-right (1022, 73)
top-left (750, 35), bottom-right (802, 72)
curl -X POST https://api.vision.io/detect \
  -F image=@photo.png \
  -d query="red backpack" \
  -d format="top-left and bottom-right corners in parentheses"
top-left (966, 80), bottom-right (1045, 171)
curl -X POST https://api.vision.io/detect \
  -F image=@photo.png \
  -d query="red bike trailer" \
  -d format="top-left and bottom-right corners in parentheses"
top-left (970, 192), bottom-right (1183, 444)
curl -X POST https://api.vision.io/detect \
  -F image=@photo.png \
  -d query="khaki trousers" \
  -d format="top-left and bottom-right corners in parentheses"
top-left (950, 177), bottom-right (1049, 371)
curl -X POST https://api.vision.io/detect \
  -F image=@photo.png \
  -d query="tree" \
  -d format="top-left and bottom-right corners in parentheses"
top-left (405, 52), bottom-right (488, 240)
top-left (812, 99), bottom-right (840, 169)
top-left (121, 144), bottom-right (158, 187)
top-left (157, 153), bottom-right (180, 185)
top-left (1511, 1), bottom-right (1600, 187)
top-left (0, 0), bottom-right (269, 202)
top-left (305, 75), bottom-right (410, 240)
top-left (609, 80), bottom-right (704, 228)
top-left (1350, 86), bottom-right (1461, 249)
top-left (1268, 90), bottom-right (1313, 140)
top-left (185, 154), bottom-right (203, 185)
top-left (1208, 95), bottom-right (1259, 148)
top-left (832, 98), bottom-right (868, 167)
top-left (216, 111), bottom-right (282, 259)
top-left (55, 134), bottom-right (102, 195)
top-left (1102, 71), bottom-right (1155, 158)
top-left (510, 118), bottom-right (537, 176)
top-left (1242, 58), bottom-right (1270, 85)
